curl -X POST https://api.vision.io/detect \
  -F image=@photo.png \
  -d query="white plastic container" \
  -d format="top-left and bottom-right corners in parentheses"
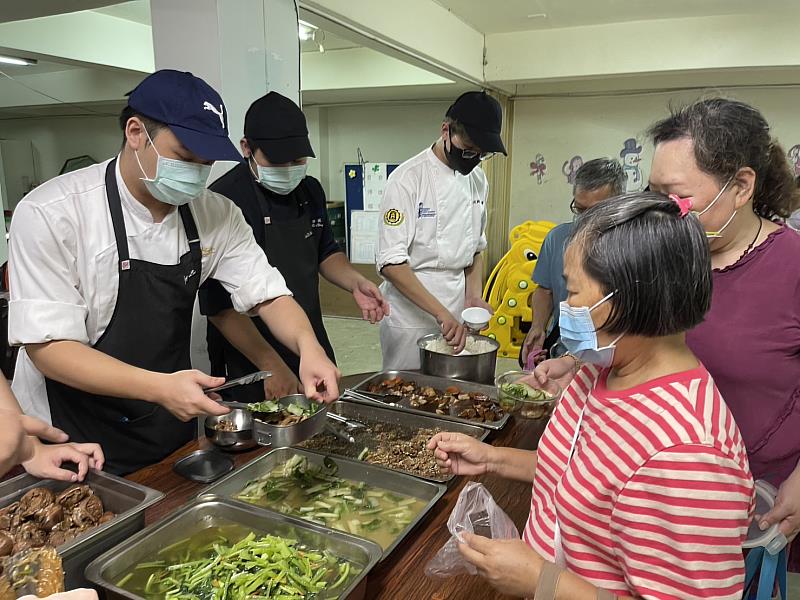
top-left (461, 307), bottom-right (492, 331)
top-left (743, 480), bottom-right (788, 555)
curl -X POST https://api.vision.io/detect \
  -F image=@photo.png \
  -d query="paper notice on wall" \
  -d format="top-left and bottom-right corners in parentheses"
top-left (362, 162), bottom-right (387, 211)
top-left (349, 210), bottom-right (381, 264)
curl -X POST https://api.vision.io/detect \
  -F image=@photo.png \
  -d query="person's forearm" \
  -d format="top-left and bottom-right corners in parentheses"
top-left (464, 252), bottom-right (484, 299)
top-left (531, 286), bottom-right (553, 332)
top-left (553, 569), bottom-right (633, 600)
top-left (381, 263), bottom-right (449, 320)
top-left (319, 252), bottom-right (363, 292)
top-left (26, 341), bottom-right (165, 402)
top-left (209, 309), bottom-right (290, 371)
top-left (489, 447), bottom-right (538, 483)
top-left (254, 296), bottom-right (322, 357)
top-left (0, 378), bottom-right (23, 414)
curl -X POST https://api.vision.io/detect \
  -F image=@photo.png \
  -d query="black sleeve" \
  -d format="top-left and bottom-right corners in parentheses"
top-left (198, 278), bottom-right (234, 316)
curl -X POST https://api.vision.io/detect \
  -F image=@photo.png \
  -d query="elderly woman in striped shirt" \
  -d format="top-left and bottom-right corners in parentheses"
top-left (429, 192), bottom-right (755, 600)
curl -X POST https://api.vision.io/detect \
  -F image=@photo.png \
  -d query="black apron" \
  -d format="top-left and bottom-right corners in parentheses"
top-left (208, 179), bottom-right (335, 403)
top-left (45, 159), bottom-right (201, 476)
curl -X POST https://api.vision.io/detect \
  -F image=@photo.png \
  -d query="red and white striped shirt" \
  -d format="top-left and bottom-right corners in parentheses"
top-left (524, 365), bottom-right (754, 600)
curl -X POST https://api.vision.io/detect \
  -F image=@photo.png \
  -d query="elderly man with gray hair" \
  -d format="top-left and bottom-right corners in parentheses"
top-left (521, 157), bottom-right (625, 367)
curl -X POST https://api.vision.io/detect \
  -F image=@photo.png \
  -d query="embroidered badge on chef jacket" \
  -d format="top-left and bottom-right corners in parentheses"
top-left (311, 217), bottom-right (324, 228)
top-left (417, 202), bottom-right (436, 218)
top-left (383, 208), bottom-right (404, 226)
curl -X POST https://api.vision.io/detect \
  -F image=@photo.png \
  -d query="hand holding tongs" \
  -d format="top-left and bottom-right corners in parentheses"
top-left (205, 370), bottom-right (272, 394)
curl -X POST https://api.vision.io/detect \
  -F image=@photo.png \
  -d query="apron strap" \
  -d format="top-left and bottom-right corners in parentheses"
top-left (105, 158), bottom-right (201, 269)
top-left (178, 204), bottom-right (202, 267)
top-left (104, 158), bottom-right (131, 266)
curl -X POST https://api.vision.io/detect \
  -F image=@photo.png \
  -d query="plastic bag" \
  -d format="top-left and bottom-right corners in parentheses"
top-left (425, 482), bottom-right (519, 578)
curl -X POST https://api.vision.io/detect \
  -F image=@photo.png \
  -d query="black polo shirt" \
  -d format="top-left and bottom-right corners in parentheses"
top-left (199, 162), bottom-right (341, 316)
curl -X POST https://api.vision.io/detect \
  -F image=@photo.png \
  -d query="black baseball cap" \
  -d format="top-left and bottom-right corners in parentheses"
top-left (126, 69), bottom-right (241, 162)
top-left (446, 91), bottom-right (507, 155)
top-left (244, 92), bottom-right (315, 164)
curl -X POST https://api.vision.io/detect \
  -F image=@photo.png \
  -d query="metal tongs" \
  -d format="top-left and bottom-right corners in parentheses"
top-left (324, 412), bottom-right (367, 445)
top-left (327, 411), bottom-right (367, 430)
top-left (205, 371), bottom-right (272, 394)
top-left (342, 388), bottom-right (398, 407)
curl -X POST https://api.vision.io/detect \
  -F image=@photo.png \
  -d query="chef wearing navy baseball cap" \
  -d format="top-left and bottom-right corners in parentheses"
top-left (8, 70), bottom-right (340, 475)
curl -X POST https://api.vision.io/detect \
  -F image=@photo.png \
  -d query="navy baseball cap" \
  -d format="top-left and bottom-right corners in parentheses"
top-left (446, 91), bottom-right (507, 155)
top-left (126, 69), bottom-right (241, 162)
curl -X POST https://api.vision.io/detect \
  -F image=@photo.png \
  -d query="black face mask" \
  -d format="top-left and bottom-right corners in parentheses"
top-left (445, 133), bottom-right (481, 175)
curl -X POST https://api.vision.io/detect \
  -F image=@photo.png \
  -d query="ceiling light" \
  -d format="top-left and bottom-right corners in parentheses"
top-left (298, 19), bottom-right (317, 42)
top-left (526, 13), bottom-right (547, 19)
top-left (0, 55), bottom-right (37, 66)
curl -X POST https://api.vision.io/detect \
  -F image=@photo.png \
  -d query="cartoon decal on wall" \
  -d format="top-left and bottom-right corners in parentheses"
top-left (562, 155), bottom-right (583, 185)
top-left (788, 145), bottom-right (800, 177)
top-left (530, 154), bottom-right (547, 184)
top-left (620, 138), bottom-right (643, 192)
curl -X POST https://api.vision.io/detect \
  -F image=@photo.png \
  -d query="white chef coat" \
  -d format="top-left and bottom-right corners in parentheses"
top-left (376, 146), bottom-right (488, 370)
top-left (9, 158), bottom-right (292, 422)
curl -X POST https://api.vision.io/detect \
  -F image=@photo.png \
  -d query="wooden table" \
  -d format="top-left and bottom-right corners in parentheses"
top-left (126, 373), bottom-right (549, 599)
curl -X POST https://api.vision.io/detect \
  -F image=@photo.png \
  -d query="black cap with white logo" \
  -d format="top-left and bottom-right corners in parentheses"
top-left (446, 91), bottom-right (507, 155)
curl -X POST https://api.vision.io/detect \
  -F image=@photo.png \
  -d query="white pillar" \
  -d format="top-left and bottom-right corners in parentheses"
top-left (150, 0), bottom-right (300, 152)
top-left (149, 0), bottom-right (300, 374)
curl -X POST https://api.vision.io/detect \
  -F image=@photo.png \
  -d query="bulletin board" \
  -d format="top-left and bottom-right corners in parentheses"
top-left (344, 163), bottom-right (399, 264)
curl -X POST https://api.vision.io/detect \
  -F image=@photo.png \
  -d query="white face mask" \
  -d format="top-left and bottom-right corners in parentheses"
top-left (249, 157), bottom-right (307, 195)
top-left (135, 128), bottom-right (211, 206)
top-left (694, 176), bottom-right (736, 238)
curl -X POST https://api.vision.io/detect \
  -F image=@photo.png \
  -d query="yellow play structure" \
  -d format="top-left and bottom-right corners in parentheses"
top-left (482, 220), bottom-right (556, 358)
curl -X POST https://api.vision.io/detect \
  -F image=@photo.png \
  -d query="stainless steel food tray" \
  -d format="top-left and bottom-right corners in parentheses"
top-left (197, 447), bottom-right (446, 561)
top-left (85, 497), bottom-right (382, 600)
top-left (298, 400), bottom-right (489, 483)
top-left (0, 470), bottom-right (163, 589)
top-left (350, 370), bottom-right (510, 430)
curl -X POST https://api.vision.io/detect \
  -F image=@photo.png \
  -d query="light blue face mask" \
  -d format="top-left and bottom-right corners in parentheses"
top-left (135, 129), bottom-right (211, 206)
top-left (250, 159), bottom-right (307, 195)
top-left (558, 291), bottom-right (623, 368)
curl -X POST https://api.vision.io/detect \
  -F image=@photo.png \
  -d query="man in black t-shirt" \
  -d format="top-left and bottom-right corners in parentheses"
top-left (199, 93), bottom-right (388, 400)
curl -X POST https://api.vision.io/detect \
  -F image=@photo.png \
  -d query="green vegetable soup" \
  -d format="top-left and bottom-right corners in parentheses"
top-left (235, 455), bottom-right (427, 550)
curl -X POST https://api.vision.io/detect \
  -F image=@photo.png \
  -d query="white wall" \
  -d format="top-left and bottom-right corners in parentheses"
top-left (307, 101), bottom-right (451, 202)
top-left (0, 115), bottom-right (121, 184)
top-left (509, 88), bottom-right (800, 228)
top-left (0, 100), bottom-right (453, 205)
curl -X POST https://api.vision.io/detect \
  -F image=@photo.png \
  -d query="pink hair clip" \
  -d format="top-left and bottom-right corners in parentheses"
top-left (669, 194), bottom-right (693, 218)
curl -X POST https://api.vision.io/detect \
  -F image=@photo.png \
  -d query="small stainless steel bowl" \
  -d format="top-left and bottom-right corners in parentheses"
top-left (204, 409), bottom-right (256, 452)
top-left (252, 394), bottom-right (329, 447)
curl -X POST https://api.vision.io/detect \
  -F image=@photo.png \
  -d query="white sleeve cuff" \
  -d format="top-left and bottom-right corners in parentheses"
top-left (230, 274), bottom-right (293, 315)
top-left (376, 250), bottom-right (411, 273)
top-left (8, 299), bottom-right (90, 345)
